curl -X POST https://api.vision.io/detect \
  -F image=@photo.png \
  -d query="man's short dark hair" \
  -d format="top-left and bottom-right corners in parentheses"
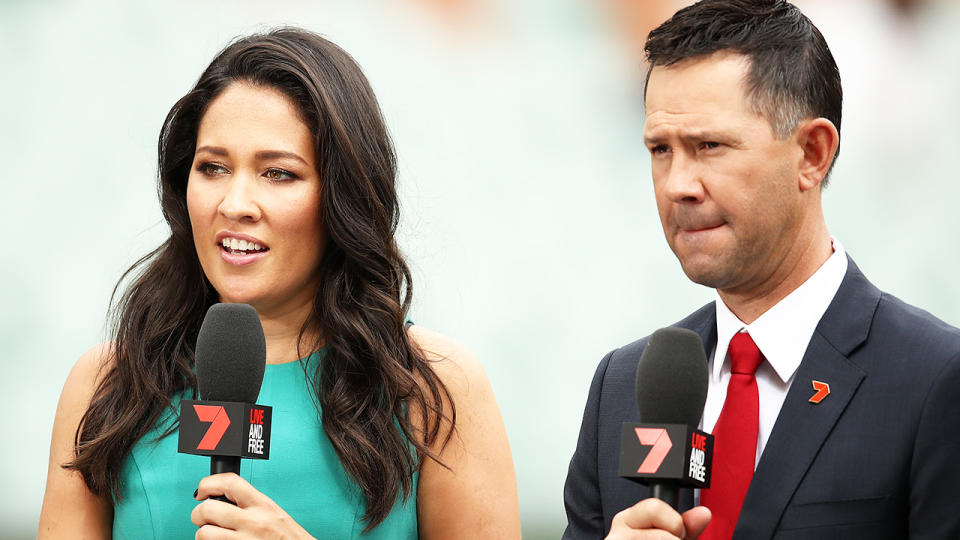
top-left (644, 0), bottom-right (842, 183)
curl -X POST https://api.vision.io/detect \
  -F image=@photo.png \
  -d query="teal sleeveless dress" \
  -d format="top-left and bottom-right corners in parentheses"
top-left (112, 351), bottom-right (418, 539)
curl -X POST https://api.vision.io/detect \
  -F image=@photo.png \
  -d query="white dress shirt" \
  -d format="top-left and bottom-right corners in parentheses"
top-left (703, 238), bottom-right (848, 468)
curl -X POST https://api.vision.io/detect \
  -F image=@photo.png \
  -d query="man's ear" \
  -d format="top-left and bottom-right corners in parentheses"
top-left (795, 118), bottom-right (839, 191)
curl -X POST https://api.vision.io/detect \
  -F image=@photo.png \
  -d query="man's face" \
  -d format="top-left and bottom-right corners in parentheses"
top-left (644, 52), bottom-right (808, 296)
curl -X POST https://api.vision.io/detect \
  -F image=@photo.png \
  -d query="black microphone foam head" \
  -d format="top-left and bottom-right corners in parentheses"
top-left (195, 303), bottom-right (267, 403)
top-left (635, 327), bottom-right (708, 427)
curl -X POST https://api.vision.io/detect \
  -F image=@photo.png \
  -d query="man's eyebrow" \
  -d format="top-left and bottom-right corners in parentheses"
top-left (643, 130), bottom-right (735, 145)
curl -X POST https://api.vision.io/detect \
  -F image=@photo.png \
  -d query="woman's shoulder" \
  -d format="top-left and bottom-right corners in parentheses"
top-left (406, 325), bottom-right (487, 390)
top-left (55, 342), bottom-right (116, 433)
top-left (404, 324), bottom-right (501, 449)
top-left (63, 342), bottom-right (115, 398)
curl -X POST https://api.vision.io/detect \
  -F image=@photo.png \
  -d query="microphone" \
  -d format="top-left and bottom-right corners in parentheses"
top-left (178, 303), bottom-right (272, 503)
top-left (618, 327), bottom-right (713, 508)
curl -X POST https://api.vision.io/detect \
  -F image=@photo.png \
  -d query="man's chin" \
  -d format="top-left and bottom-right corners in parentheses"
top-left (678, 259), bottom-right (734, 289)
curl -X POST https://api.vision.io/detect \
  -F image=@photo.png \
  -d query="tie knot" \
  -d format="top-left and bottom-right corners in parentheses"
top-left (728, 332), bottom-right (763, 375)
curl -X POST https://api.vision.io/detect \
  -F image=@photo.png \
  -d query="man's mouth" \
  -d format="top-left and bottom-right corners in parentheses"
top-left (682, 224), bottom-right (724, 233)
top-left (677, 220), bottom-right (725, 233)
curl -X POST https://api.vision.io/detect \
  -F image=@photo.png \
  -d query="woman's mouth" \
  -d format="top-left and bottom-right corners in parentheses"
top-left (217, 234), bottom-right (269, 266)
top-left (220, 237), bottom-right (268, 255)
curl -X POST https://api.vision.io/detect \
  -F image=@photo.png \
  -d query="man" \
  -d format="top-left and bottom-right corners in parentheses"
top-left (563, 1), bottom-right (960, 539)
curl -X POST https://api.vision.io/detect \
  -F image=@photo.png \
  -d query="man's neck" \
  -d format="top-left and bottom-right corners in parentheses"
top-left (719, 228), bottom-right (833, 324)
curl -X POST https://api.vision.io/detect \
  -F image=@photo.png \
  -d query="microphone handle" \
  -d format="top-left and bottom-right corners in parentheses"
top-left (650, 482), bottom-right (678, 509)
top-left (209, 456), bottom-right (241, 504)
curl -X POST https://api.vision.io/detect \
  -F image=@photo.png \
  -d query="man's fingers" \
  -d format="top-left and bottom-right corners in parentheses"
top-left (681, 506), bottom-right (711, 539)
top-left (611, 498), bottom-right (686, 537)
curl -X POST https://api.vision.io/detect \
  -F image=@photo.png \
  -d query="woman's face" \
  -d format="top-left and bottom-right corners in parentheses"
top-left (187, 82), bottom-right (327, 316)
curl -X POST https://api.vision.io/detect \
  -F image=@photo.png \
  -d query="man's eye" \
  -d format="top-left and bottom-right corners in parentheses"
top-left (264, 168), bottom-right (298, 182)
top-left (650, 144), bottom-right (670, 155)
top-left (197, 163), bottom-right (228, 175)
top-left (700, 141), bottom-right (721, 150)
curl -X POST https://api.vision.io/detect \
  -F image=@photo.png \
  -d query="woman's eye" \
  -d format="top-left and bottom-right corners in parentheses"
top-left (197, 163), bottom-right (228, 176)
top-left (264, 168), bottom-right (298, 182)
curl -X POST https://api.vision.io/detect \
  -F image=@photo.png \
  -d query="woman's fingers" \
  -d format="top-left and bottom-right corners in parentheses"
top-left (192, 473), bottom-right (313, 539)
top-left (195, 473), bottom-right (268, 509)
top-left (194, 522), bottom-right (242, 540)
top-left (192, 498), bottom-right (244, 530)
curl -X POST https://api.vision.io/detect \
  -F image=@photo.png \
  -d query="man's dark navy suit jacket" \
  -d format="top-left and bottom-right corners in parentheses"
top-left (563, 258), bottom-right (960, 539)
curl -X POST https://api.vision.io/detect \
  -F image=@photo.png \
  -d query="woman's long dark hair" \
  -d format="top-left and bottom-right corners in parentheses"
top-left (67, 28), bottom-right (453, 529)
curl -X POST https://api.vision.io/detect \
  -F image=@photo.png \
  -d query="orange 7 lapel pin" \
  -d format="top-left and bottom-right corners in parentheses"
top-left (809, 380), bottom-right (830, 404)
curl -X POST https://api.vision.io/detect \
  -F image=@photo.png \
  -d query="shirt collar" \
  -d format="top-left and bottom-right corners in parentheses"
top-left (713, 238), bottom-right (848, 383)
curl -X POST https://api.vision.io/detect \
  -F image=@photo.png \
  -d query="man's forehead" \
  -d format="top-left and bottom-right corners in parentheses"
top-left (642, 114), bottom-right (736, 143)
top-left (644, 52), bottom-right (753, 115)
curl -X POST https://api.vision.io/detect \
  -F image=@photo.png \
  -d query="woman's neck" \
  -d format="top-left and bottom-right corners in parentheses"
top-left (251, 299), bottom-right (323, 365)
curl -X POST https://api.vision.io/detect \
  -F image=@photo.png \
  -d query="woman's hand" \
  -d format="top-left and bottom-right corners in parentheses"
top-left (192, 473), bottom-right (315, 540)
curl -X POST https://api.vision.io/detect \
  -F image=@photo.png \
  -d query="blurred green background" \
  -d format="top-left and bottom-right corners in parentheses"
top-left (3, 0), bottom-right (959, 538)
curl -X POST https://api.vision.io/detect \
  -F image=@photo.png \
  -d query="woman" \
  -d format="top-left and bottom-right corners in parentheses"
top-left (39, 28), bottom-right (520, 539)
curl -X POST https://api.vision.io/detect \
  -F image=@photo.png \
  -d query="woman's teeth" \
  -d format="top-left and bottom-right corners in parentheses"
top-left (221, 238), bottom-right (265, 253)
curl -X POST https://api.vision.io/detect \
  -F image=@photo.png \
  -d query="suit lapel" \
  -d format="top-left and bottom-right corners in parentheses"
top-left (732, 257), bottom-right (878, 539)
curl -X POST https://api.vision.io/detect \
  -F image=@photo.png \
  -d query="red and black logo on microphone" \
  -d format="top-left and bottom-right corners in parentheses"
top-left (618, 423), bottom-right (713, 488)
top-left (178, 400), bottom-right (272, 459)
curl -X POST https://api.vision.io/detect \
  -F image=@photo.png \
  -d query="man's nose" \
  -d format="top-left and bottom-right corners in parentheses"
top-left (660, 152), bottom-right (705, 204)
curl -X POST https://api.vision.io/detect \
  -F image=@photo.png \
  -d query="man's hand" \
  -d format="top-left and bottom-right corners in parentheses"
top-left (605, 498), bottom-right (711, 539)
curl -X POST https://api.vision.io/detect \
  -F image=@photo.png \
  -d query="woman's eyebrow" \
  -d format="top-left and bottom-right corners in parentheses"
top-left (195, 146), bottom-right (308, 166)
top-left (255, 150), bottom-right (308, 165)
top-left (195, 145), bottom-right (229, 156)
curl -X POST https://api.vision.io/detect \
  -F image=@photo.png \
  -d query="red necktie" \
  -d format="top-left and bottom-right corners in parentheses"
top-left (700, 332), bottom-right (764, 540)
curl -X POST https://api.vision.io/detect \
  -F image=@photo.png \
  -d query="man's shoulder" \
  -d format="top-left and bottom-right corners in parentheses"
top-left (844, 258), bottom-right (960, 344)
top-left (873, 290), bottom-right (960, 343)
top-left (600, 302), bottom-right (715, 384)
top-left (829, 260), bottom-right (960, 376)
top-left (825, 256), bottom-right (960, 357)
top-left (860, 291), bottom-right (960, 378)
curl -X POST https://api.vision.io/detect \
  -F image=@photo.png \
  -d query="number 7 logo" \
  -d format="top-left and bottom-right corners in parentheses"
top-left (193, 405), bottom-right (231, 451)
top-left (635, 427), bottom-right (673, 473)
